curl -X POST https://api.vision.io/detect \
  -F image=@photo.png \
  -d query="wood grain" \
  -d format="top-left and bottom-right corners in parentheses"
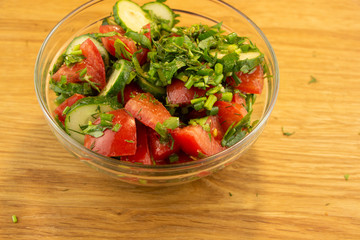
top-left (1, 0), bottom-right (360, 239)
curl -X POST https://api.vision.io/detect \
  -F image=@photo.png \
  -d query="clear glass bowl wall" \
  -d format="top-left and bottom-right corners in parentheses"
top-left (35, 0), bottom-right (279, 186)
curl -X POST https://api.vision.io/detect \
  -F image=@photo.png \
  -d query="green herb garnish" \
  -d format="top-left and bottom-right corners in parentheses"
top-left (282, 127), bottom-right (295, 136)
top-left (309, 75), bottom-right (317, 84)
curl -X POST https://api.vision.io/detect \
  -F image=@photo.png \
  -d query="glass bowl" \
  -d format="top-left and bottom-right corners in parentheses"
top-left (34, 0), bottom-right (279, 186)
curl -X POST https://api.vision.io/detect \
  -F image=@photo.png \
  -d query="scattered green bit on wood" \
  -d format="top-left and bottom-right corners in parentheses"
top-left (325, 203), bottom-right (330, 206)
top-left (344, 174), bottom-right (350, 181)
top-left (309, 75), bottom-right (317, 84)
top-left (229, 192), bottom-right (233, 197)
top-left (12, 215), bottom-right (18, 223)
top-left (256, 192), bottom-right (258, 197)
top-left (282, 127), bottom-right (295, 136)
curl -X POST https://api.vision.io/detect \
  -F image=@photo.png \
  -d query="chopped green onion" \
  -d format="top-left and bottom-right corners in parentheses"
top-left (62, 106), bottom-right (71, 115)
top-left (207, 106), bottom-right (219, 116)
top-left (12, 215), bottom-right (18, 223)
top-left (206, 85), bottom-right (222, 95)
top-left (232, 72), bottom-right (241, 85)
top-left (184, 76), bottom-right (195, 89)
top-left (193, 82), bottom-right (206, 88)
top-left (193, 101), bottom-right (204, 111)
top-left (71, 50), bottom-right (83, 55)
top-left (73, 44), bottom-right (81, 51)
top-left (204, 94), bottom-right (217, 110)
top-left (226, 32), bottom-right (238, 43)
top-left (221, 92), bottom-right (233, 102)
top-left (344, 174), bottom-right (350, 181)
top-left (191, 97), bottom-right (207, 105)
top-left (213, 74), bottom-right (224, 85)
top-left (189, 117), bottom-right (208, 126)
top-left (176, 72), bottom-right (188, 82)
top-left (163, 117), bottom-right (180, 130)
top-left (214, 63), bottom-right (223, 75)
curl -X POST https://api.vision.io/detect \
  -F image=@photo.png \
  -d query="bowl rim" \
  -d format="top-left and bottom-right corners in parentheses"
top-left (34, 0), bottom-right (279, 170)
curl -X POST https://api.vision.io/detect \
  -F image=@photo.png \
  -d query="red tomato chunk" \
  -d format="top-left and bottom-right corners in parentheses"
top-left (52, 39), bottom-right (106, 90)
top-left (84, 109), bottom-right (137, 157)
top-left (125, 92), bottom-right (171, 130)
top-left (227, 65), bottom-right (264, 94)
top-left (214, 101), bottom-right (248, 132)
top-left (122, 121), bottom-right (152, 165)
top-left (172, 125), bottom-right (225, 157)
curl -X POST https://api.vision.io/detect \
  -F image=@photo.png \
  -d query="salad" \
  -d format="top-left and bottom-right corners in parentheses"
top-left (49, 0), bottom-right (268, 165)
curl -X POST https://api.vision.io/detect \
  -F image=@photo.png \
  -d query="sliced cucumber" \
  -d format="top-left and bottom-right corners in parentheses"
top-left (210, 50), bottom-right (261, 61)
top-left (142, 1), bottom-right (175, 27)
top-left (239, 51), bottom-right (261, 61)
top-left (64, 97), bottom-right (119, 144)
top-left (113, 0), bottom-right (151, 32)
top-left (66, 34), bottom-right (110, 67)
top-left (136, 77), bottom-right (166, 99)
top-left (100, 59), bottom-right (134, 97)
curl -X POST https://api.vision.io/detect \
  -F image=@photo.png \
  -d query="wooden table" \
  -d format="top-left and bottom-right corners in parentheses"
top-left (1, 0), bottom-right (359, 239)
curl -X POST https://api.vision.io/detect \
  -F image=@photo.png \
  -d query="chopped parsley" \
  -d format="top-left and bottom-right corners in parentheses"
top-left (309, 75), bottom-right (317, 84)
top-left (282, 127), bottom-right (295, 136)
top-left (344, 174), bottom-right (350, 181)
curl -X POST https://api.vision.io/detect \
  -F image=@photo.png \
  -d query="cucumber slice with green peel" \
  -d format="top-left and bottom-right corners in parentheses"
top-left (136, 77), bottom-right (166, 99)
top-left (66, 35), bottom-right (110, 67)
top-left (142, 1), bottom-right (175, 27)
top-left (113, 0), bottom-right (151, 32)
top-left (64, 97), bottom-right (120, 144)
top-left (100, 59), bottom-right (134, 97)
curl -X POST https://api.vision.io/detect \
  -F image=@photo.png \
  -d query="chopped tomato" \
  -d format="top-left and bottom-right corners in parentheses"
top-left (148, 128), bottom-right (180, 161)
top-left (227, 65), bottom-right (264, 94)
top-left (84, 109), bottom-right (137, 157)
top-left (122, 121), bottom-right (152, 165)
top-left (232, 92), bottom-right (246, 106)
top-left (53, 94), bottom-right (85, 124)
top-left (142, 23), bottom-right (151, 41)
top-left (52, 39), bottom-right (106, 90)
top-left (214, 101), bottom-right (248, 131)
top-left (99, 25), bottom-right (148, 65)
top-left (206, 115), bottom-right (225, 142)
top-left (166, 79), bottom-right (207, 106)
top-left (172, 125), bottom-right (225, 157)
top-left (117, 82), bottom-right (144, 104)
top-left (125, 92), bottom-right (171, 130)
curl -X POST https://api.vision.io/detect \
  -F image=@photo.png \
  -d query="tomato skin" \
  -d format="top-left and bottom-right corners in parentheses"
top-left (148, 129), bottom-right (180, 161)
top-left (53, 94), bottom-right (85, 124)
top-left (172, 125), bottom-right (225, 157)
top-left (117, 82), bottom-right (144, 104)
top-left (214, 101), bottom-right (248, 132)
top-left (122, 121), bottom-right (152, 165)
top-left (99, 25), bottom-right (148, 65)
top-left (125, 92), bottom-right (171, 130)
top-left (166, 79), bottom-right (207, 106)
top-left (84, 109), bottom-right (137, 157)
top-left (52, 39), bottom-right (106, 90)
top-left (227, 65), bottom-right (264, 94)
